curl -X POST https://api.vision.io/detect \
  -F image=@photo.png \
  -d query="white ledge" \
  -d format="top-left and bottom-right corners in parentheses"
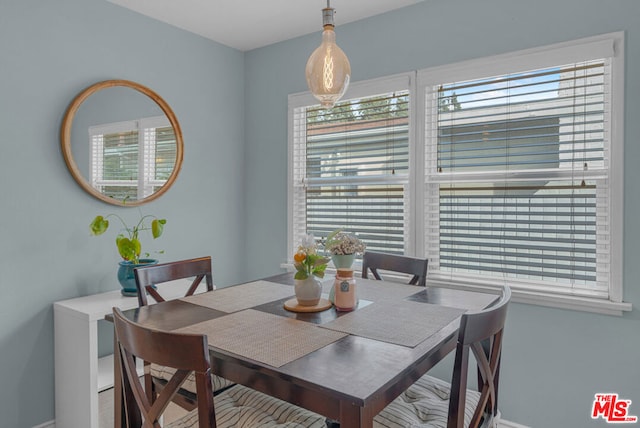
top-left (426, 278), bottom-right (632, 316)
top-left (280, 263), bottom-right (632, 316)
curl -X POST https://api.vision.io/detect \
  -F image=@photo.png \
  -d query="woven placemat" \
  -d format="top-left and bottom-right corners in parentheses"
top-left (322, 277), bottom-right (422, 302)
top-left (176, 309), bottom-right (347, 367)
top-left (180, 280), bottom-right (295, 313)
top-left (319, 300), bottom-right (465, 347)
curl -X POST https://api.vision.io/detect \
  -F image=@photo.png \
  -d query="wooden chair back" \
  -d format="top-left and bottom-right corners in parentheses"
top-left (112, 307), bottom-right (216, 428)
top-left (134, 256), bottom-right (214, 306)
top-left (447, 286), bottom-right (511, 428)
top-left (361, 251), bottom-right (428, 287)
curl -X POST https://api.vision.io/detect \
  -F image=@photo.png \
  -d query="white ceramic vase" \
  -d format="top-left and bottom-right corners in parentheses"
top-left (294, 276), bottom-right (322, 306)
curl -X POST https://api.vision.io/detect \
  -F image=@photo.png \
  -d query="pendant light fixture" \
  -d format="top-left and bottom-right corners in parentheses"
top-left (305, 0), bottom-right (351, 109)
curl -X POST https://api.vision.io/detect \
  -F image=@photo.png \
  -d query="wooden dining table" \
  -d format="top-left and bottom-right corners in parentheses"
top-left (113, 272), bottom-right (497, 427)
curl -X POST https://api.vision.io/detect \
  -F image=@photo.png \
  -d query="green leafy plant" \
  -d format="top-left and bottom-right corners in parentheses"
top-left (324, 229), bottom-right (366, 255)
top-left (90, 213), bottom-right (166, 264)
top-left (293, 234), bottom-right (329, 280)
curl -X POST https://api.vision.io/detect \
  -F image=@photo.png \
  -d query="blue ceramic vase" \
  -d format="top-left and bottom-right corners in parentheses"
top-left (331, 253), bottom-right (356, 269)
top-left (117, 259), bottom-right (158, 296)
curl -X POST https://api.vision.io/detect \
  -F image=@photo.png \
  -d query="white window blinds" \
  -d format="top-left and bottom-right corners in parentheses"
top-left (289, 33), bottom-right (626, 313)
top-left (154, 126), bottom-right (178, 181)
top-left (291, 89), bottom-right (410, 255)
top-left (89, 116), bottom-right (176, 202)
top-left (424, 59), bottom-right (611, 297)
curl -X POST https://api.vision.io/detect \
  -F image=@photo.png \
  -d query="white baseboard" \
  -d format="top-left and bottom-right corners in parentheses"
top-left (32, 421), bottom-right (55, 428)
top-left (498, 418), bottom-right (530, 428)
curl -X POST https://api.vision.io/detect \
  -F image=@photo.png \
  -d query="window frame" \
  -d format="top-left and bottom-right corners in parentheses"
top-left (287, 73), bottom-right (417, 260)
top-left (89, 115), bottom-right (174, 201)
top-left (415, 32), bottom-right (627, 315)
top-left (287, 32), bottom-right (629, 315)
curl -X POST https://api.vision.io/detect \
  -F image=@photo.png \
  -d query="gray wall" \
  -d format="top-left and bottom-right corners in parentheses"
top-left (244, 1), bottom-right (640, 427)
top-left (0, 0), bottom-right (245, 426)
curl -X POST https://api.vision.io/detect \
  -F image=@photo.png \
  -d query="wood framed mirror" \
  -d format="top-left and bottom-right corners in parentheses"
top-left (61, 80), bottom-right (183, 206)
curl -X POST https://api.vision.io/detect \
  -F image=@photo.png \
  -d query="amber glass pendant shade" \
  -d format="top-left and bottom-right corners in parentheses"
top-left (305, 2), bottom-right (350, 108)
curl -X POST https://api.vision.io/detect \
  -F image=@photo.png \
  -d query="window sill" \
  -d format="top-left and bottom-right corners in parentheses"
top-left (280, 263), bottom-right (632, 316)
top-left (426, 278), bottom-right (632, 317)
top-left (280, 261), bottom-right (363, 277)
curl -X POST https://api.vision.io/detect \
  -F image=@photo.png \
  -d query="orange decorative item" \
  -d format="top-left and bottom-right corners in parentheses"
top-left (334, 269), bottom-right (357, 311)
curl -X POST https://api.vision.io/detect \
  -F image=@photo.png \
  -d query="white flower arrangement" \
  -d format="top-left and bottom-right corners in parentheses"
top-left (324, 230), bottom-right (366, 255)
top-left (293, 234), bottom-right (329, 280)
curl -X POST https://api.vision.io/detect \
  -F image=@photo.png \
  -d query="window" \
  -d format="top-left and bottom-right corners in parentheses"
top-left (289, 33), bottom-right (628, 314)
top-left (289, 74), bottom-right (413, 257)
top-left (90, 116), bottom-right (176, 201)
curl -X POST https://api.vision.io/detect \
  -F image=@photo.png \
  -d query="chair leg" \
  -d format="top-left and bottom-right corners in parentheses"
top-left (113, 333), bottom-right (125, 428)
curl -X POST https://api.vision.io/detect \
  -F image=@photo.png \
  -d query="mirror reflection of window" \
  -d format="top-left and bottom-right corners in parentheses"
top-left (89, 116), bottom-right (176, 202)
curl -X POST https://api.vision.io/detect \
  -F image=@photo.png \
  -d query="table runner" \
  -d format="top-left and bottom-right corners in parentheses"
top-left (180, 280), bottom-right (295, 313)
top-left (176, 309), bottom-right (347, 367)
top-left (319, 300), bottom-right (465, 347)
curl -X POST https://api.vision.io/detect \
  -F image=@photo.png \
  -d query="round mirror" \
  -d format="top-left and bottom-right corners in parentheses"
top-left (61, 80), bottom-right (183, 206)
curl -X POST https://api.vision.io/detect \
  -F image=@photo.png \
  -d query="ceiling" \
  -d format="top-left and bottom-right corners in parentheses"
top-left (106, 0), bottom-right (424, 51)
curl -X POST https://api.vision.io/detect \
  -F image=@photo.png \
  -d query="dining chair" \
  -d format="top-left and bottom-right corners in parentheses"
top-left (133, 256), bottom-right (233, 410)
top-left (134, 256), bottom-right (214, 306)
top-left (373, 286), bottom-right (511, 428)
top-left (361, 251), bottom-right (429, 287)
top-left (112, 307), bottom-right (327, 428)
